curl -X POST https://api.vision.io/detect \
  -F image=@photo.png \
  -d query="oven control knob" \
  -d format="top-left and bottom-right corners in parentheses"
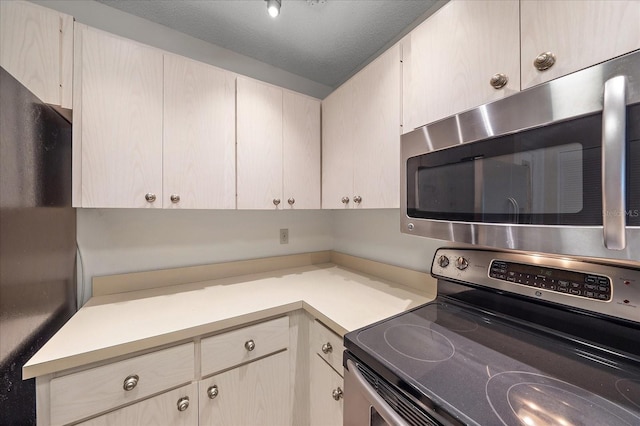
top-left (438, 255), bottom-right (450, 268)
top-left (455, 257), bottom-right (469, 271)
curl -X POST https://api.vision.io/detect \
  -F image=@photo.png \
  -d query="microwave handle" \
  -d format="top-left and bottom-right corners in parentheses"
top-left (602, 75), bottom-right (627, 250)
top-left (345, 360), bottom-right (410, 426)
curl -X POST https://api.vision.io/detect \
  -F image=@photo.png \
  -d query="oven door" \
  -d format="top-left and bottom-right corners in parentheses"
top-left (400, 49), bottom-right (640, 261)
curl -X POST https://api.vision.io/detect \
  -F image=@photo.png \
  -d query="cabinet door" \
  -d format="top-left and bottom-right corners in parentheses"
top-left (163, 55), bottom-right (236, 209)
top-left (321, 80), bottom-right (355, 209)
top-left (78, 26), bottom-right (163, 208)
top-left (352, 44), bottom-right (401, 209)
top-left (199, 351), bottom-right (290, 426)
top-left (283, 90), bottom-right (321, 209)
top-left (237, 77), bottom-right (283, 209)
top-left (310, 355), bottom-right (343, 426)
top-left (521, 0), bottom-right (640, 89)
top-left (403, 0), bottom-right (520, 131)
top-left (0, 0), bottom-right (73, 107)
top-left (78, 383), bottom-right (197, 426)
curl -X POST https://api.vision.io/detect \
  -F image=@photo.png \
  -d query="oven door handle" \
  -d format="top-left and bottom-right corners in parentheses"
top-left (346, 359), bottom-right (410, 426)
top-left (602, 75), bottom-right (627, 250)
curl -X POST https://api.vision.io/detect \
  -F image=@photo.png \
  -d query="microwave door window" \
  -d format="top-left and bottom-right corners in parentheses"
top-left (481, 158), bottom-right (531, 223)
top-left (417, 161), bottom-right (475, 217)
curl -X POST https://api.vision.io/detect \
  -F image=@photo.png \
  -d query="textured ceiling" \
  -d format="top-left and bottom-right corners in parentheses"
top-left (96, 0), bottom-right (442, 88)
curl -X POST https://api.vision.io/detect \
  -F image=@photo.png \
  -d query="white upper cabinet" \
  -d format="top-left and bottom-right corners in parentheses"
top-left (0, 0), bottom-right (73, 107)
top-left (75, 24), bottom-right (163, 208)
top-left (283, 90), bottom-right (321, 209)
top-left (237, 76), bottom-right (321, 210)
top-left (163, 54), bottom-right (236, 209)
top-left (402, 0), bottom-right (520, 132)
top-left (322, 44), bottom-right (401, 209)
top-left (520, 0), bottom-right (640, 89)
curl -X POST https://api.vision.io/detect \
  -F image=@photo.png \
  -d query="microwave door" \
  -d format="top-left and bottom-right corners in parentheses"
top-left (480, 158), bottom-right (531, 223)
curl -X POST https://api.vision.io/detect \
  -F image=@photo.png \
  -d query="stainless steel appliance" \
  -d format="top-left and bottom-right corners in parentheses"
top-left (401, 50), bottom-right (640, 261)
top-left (0, 68), bottom-right (76, 425)
top-left (344, 247), bottom-right (640, 425)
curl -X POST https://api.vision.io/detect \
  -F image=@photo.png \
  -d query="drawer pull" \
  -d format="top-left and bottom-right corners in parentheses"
top-left (332, 387), bottom-right (344, 401)
top-left (122, 374), bottom-right (139, 391)
top-left (177, 396), bottom-right (190, 412)
top-left (207, 385), bottom-right (219, 399)
top-left (321, 342), bottom-right (333, 354)
top-left (245, 339), bottom-right (256, 352)
top-left (207, 385), bottom-right (218, 399)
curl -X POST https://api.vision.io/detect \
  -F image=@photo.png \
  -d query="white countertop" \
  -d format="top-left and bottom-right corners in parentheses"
top-left (24, 257), bottom-right (435, 379)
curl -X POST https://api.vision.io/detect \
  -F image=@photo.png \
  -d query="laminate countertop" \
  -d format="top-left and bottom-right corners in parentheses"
top-left (23, 251), bottom-right (436, 379)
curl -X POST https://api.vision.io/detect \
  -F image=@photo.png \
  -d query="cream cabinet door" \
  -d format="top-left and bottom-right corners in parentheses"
top-left (310, 354), bottom-right (344, 426)
top-left (0, 0), bottom-right (73, 107)
top-left (163, 55), bottom-right (236, 209)
top-left (77, 383), bottom-right (198, 426)
top-left (199, 351), bottom-right (290, 426)
top-left (521, 0), bottom-right (640, 90)
top-left (77, 25), bottom-right (163, 208)
top-left (403, 0), bottom-right (520, 132)
top-left (237, 77), bottom-right (283, 209)
top-left (321, 78), bottom-right (355, 209)
top-left (283, 90), bottom-right (321, 209)
top-left (351, 44), bottom-right (401, 209)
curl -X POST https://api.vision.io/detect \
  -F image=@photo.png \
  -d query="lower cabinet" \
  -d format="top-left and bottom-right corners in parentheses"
top-left (310, 354), bottom-right (344, 426)
top-left (77, 383), bottom-right (198, 426)
top-left (199, 351), bottom-right (290, 426)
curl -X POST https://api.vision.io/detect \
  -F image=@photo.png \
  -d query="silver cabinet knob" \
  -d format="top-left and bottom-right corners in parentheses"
top-left (123, 374), bottom-right (139, 391)
top-left (534, 51), bottom-right (556, 71)
top-left (245, 339), bottom-right (256, 351)
top-left (490, 73), bottom-right (508, 89)
top-left (341, 196), bottom-right (350, 204)
top-left (321, 342), bottom-right (333, 354)
top-left (170, 194), bottom-right (180, 203)
top-left (207, 385), bottom-right (219, 399)
top-left (273, 198), bottom-right (281, 206)
top-left (332, 387), bottom-right (344, 401)
top-left (145, 193), bottom-right (156, 203)
top-left (353, 195), bottom-right (362, 204)
top-left (177, 396), bottom-right (189, 412)
top-left (288, 198), bottom-right (295, 205)
top-left (455, 256), bottom-right (469, 271)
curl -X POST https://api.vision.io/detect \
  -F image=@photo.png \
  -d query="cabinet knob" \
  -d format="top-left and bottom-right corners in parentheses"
top-left (123, 374), bottom-right (139, 391)
top-left (170, 194), bottom-right (180, 203)
top-left (353, 195), bottom-right (362, 204)
top-left (273, 198), bottom-right (281, 206)
top-left (489, 73), bottom-right (509, 89)
top-left (332, 387), bottom-right (344, 401)
top-left (534, 51), bottom-right (556, 71)
top-left (288, 197), bottom-right (295, 205)
top-left (177, 396), bottom-right (190, 412)
top-left (207, 385), bottom-right (219, 399)
top-left (145, 193), bottom-right (156, 203)
top-left (341, 196), bottom-right (350, 204)
top-left (245, 339), bottom-right (256, 351)
top-left (321, 342), bottom-right (333, 354)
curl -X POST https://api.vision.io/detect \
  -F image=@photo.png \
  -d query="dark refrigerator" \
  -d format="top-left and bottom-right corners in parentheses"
top-left (0, 68), bottom-right (77, 425)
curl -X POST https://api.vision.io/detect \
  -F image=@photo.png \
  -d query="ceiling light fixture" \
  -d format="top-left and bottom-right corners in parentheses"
top-left (266, 0), bottom-right (281, 18)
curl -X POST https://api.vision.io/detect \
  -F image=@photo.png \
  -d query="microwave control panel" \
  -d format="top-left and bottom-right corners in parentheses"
top-left (489, 260), bottom-right (611, 301)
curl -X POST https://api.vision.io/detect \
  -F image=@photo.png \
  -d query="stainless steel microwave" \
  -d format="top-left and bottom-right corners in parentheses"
top-left (401, 50), bottom-right (640, 262)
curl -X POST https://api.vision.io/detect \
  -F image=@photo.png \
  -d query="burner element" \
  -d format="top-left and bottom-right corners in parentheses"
top-left (383, 324), bottom-right (455, 362)
top-left (487, 372), bottom-right (640, 426)
top-left (616, 378), bottom-right (640, 409)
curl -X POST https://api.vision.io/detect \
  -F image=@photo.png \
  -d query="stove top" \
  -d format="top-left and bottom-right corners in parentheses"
top-left (346, 300), bottom-right (640, 425)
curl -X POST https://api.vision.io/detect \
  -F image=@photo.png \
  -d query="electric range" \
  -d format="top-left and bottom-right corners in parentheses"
top-left (344, 248), bottom-right (640, 426)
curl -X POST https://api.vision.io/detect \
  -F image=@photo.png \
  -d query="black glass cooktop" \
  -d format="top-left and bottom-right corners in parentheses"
top-left (345, 300), bottom-right (640, 426)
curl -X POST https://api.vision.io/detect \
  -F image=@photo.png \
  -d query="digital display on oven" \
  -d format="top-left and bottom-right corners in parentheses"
top-left (490, 260), bottom-right (611, 301)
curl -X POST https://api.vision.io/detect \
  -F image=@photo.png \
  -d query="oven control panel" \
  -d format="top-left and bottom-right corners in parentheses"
top-left (489, 260), bottom-right (611, 301)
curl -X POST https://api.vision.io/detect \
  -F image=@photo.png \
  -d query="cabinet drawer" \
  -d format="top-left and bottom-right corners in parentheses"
top-left (200, 316), bottom-right (289, 376)
top-left (50, 343), bottom-right (195, 426)
top-left (310, 320), bottom-right (344, 375)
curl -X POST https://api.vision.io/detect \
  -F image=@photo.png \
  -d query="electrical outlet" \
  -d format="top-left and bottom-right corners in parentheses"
top-left (280, 228), bottom-right (289, 244)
